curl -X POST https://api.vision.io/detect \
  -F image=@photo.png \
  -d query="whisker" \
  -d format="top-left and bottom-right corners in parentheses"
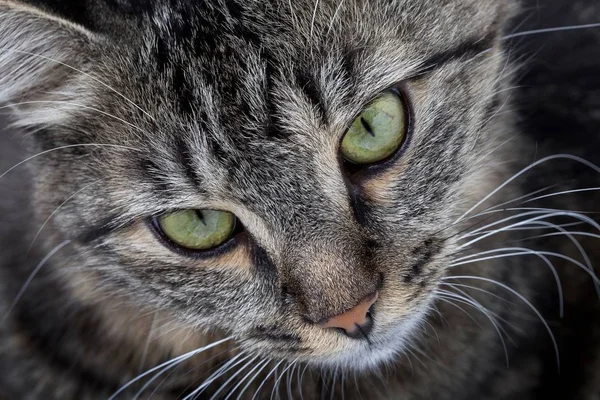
top-left (252, 360), bottom-right (285, 400)
top-left (521, 187), bottom-right (600, 204)
top-left (457, 211), bottom-right (600, 250)
top-left (435, 296), bottom-right (483, 329)
top-left (503, 22), bottom-right (600, 40)
top-left (28, 178), bottom-right (104, 252)
top-left (326, 0), bottom-right (345, 36)
top-left (352, 370), bottom-right (363, 400)
top-left (450, 246), bottom-right (568, 316)
top-left (454, 154), bottom-right (600, 224)
top-left (443, 285), bottom-right (518, 340)
top-left (461, 221), bottom-right (585, 238)
top-left (298, 363), bottom-right (310, 400)
top-left (0, 143), bottom-right (139, 181)
top-left (422, 319), bottom-right (441, 345)
top-left (435, 290), bottom-right (510, 366)
top-left (108, 336), bottom-right (233, 400)
top-left (521, 231), bottom-right (600, 241)
top-left (459, 185), bottom-right (558, 224)
top-left (138, 311), bottom-right (158, 374)
top-left (209, 354), bottom-right (261, 400)
top-left (286, 361), bottom-right (297, 400)
top-left (138, 344), bottom-right (241, 400)
top-left (169, 346), bottom-right (243, 398)
top-left (232, 358), bottom-right (271, 400)
top-left (1, 240), bottom-right (71, 324)
top-left (309, 0), bottom-right (320, 42)
top-left (183, 352), bottom-right (250, 400)
top-left (444, 276), bottom-right (560, 368)
top-left (442, 282), bottom-right (514, 306)
top-left (3, 48), bottom-right (156, 121)
top-left (329, 365), bottom-right (338, 400)
top-left (0, 100), bottom-right (148, 133)
top-left (270, 360), bottom-right (297, 400)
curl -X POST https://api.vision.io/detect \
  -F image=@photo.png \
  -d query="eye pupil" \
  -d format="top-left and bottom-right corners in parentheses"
top-left (360, 117), bottom-right (376, 137)
top-left (196, 210), bottom-right (207, 226)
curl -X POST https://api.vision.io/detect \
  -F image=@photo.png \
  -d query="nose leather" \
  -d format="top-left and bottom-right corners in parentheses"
top-left (319, 291), bottom-right (378, 333)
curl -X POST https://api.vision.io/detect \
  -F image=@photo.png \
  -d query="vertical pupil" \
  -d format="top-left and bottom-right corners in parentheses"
top-left (195, 210), bottom-right (207, 226)
top-left (360, 117), bottom-right (376, 137)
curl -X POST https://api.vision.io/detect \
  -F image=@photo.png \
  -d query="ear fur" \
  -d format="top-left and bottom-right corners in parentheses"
top-left (0, 0), bottom-right (98, 127)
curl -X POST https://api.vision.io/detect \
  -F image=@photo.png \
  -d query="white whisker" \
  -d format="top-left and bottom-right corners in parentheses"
top-left (270, 360), bottom-right (297, 400)
top-left (252, 360), bottom-right (285, 400)
top-left (442, 282), bottom-right (514, 306)
top-left (3, 48), bottom-right (156, 121)
top-left (1, 240), bottom-right (70, 324)
top-left (436, 290), bottom-right (510, 366)
top-left (455, 154), bottom-right (600, 224)
top-left (522, 231), bottom-right (600, 241)
top-left (209, 354), bottom-right (261, 400)
top-left (0, 143), bottom-right (139, 181)
top-left (0, 100), bottom-right (148, 133)
top-left (503, 22), bottom-right (600, 40)
top-left (457, 211), bottom-right (600, 250)
top-left (450, 246), bottom-right (568, 316)
top-left (183, 352), bottom-right (250, 400)
top-left (28, 179), bottom-right (104, 252)
top-left (232, 358), bottom-right (271, 400)
top-left (326, 0), bottom-right (345, 36)
top-left (108, 336), bottom-right (233, 400)
top-left (309, 0), bottom-right (320, 42)
top-left (444, 276), bottom-right (560, 368)
top-left (522, 187), bottom-right (600, 204)
top-left (435, 295), bottom-right (483, 328)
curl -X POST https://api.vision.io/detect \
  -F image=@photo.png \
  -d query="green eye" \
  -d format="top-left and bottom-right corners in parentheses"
top-left (341, 92), bottom-right (407, 164)
top-left (157, 210), bottom-right (236, 251)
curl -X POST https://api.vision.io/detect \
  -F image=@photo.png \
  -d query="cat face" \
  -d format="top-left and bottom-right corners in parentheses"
top-left (0, 0), bottom-right (516, 370)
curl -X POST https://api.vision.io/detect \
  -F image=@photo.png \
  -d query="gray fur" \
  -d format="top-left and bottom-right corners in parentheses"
top-left (0, 0), bottom-right (599, 398)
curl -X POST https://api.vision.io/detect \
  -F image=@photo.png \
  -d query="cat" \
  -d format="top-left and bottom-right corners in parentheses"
top-left (0, 0), bottom-right (599, 398)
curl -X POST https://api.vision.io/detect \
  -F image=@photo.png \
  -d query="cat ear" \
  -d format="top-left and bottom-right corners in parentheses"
top-left (0, 0), bottom-right (98, 127)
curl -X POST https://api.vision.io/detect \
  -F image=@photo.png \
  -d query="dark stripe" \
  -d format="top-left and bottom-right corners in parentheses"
top-left (78, 215), bottom-right (126, 244)
top-left (295, 68), bottom-right (328, 125)
top-left (417, 32), bottom-right (497, 75)
top-left (403, 238), bottom-right (443, 283)
top-left (137, 157), bottom-right (178, 201)
top-left (173, 65), bottom-right (196, 114)
top-left (173, 135), bottom-right (203, 189)
top-left (252, 325), bottom-right (301, 344)
top-left (341, 46), bottom-right (359, 99)
top-left (263, 52), bottom-right (289, 139)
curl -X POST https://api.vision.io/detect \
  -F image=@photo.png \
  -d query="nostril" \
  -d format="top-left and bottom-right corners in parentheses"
top-left (342, 313), bottom-right (374, 340)
top-left (318, 291), bottom-right (378, 337)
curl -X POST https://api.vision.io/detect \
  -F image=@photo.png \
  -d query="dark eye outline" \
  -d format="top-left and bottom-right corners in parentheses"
top-left (148, 212), bottom-right (245, 259)
top-left (339, 85), bottom-right (413, 177)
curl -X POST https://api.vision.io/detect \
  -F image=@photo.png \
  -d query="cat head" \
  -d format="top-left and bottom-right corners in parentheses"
top-left (0, 0), bottom-right (517, 370)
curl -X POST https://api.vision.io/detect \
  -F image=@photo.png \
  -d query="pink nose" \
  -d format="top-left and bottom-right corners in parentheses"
top-left (319, 291), bottom-right (378, 334)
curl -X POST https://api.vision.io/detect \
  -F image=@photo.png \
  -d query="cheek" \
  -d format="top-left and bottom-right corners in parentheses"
top-left (96, 223), bottom-right (282, 326)
top-left (360, 158), bottom-right (411, 207)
